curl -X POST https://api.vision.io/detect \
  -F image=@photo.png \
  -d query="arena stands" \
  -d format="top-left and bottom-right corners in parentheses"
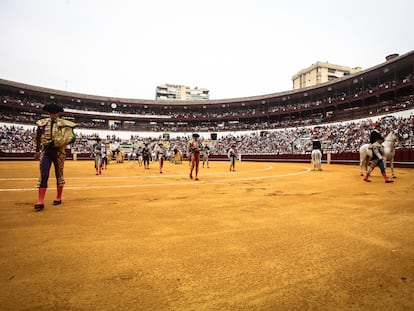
top-left (1, 111), bottom-right (413, 159)
top-left (0, 50), bottom-right (413, 165)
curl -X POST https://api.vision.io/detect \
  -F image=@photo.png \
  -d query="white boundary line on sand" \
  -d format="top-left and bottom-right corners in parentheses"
top-left (0, 166), bottom-right (311, 191)
top-left (0, 165), bottom-right (274, 181)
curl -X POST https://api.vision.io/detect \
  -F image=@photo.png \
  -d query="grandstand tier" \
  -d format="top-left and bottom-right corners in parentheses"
top-left (1, 50), bottom-right (413, 133)
top-left (1, 50), bottom-right (413, 166)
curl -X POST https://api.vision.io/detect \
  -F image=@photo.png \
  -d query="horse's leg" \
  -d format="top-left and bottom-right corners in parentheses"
top-left (390, 157), bottom-right (396, 178)
top-left (311, 153), bottom-right (315, 170)
top-left (360, 157), bottom-right (367, 176)
top-left (383, 157), bottom-right (391, 178)
top-left (365, 157), bottom-right (370, 176)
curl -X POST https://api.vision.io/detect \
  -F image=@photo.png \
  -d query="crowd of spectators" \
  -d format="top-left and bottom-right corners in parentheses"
top-left (2, 114), bottom-right (413, 156)
top-left (1, 73), bottom-right (413, 155)
top-left (1, 73), bottom-right (413, 133)
top-left (1, 96), bottom-right (413, 133)
top-left (0, 125), bottom-right (35, 153)
top-left (214, 115), bottom-right (413, 155)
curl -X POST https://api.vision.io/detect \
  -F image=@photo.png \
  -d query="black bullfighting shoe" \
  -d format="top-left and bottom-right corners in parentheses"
top-left (34, 204), bottom-right (44, 211)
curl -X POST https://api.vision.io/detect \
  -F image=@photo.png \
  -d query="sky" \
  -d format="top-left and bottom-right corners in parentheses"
top-left (1, 0), bottom-right (413, 100)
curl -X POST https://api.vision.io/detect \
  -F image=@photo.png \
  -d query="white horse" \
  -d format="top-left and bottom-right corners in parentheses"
top-left (311, 149), bottom-right (322, 171)
top-left (359, 131), bottom-right (399, 178)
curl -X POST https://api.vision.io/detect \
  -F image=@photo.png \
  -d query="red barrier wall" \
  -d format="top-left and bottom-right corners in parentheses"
top-left (1, 149), bottom-right (413, 168)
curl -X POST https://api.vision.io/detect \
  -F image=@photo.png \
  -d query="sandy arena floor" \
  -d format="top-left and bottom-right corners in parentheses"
top-left (1, 159), bottom-right (413, 310)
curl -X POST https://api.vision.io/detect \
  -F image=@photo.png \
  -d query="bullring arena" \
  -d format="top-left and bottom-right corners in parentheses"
top-left (1, 159), bottom-right (414, 310)
top-left (1, 51), bottom-right (414, 310)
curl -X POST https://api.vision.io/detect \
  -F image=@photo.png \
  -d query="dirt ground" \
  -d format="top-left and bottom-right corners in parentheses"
top-left (1, 159), bottom-right (413, 310)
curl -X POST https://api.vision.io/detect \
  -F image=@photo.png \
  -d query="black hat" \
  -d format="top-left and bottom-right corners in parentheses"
top-left (43, 104), bottom-right (64, 113)
top-left (192, 133), bottom-right (200, 138)
top-left (378, 135), bottom-right (384, 141)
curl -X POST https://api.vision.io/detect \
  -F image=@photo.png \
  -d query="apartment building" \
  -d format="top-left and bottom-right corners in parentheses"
top-left (292, 62), bottom-right (362, 89)
top-left (155, 84), bottom-right (210, 100)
